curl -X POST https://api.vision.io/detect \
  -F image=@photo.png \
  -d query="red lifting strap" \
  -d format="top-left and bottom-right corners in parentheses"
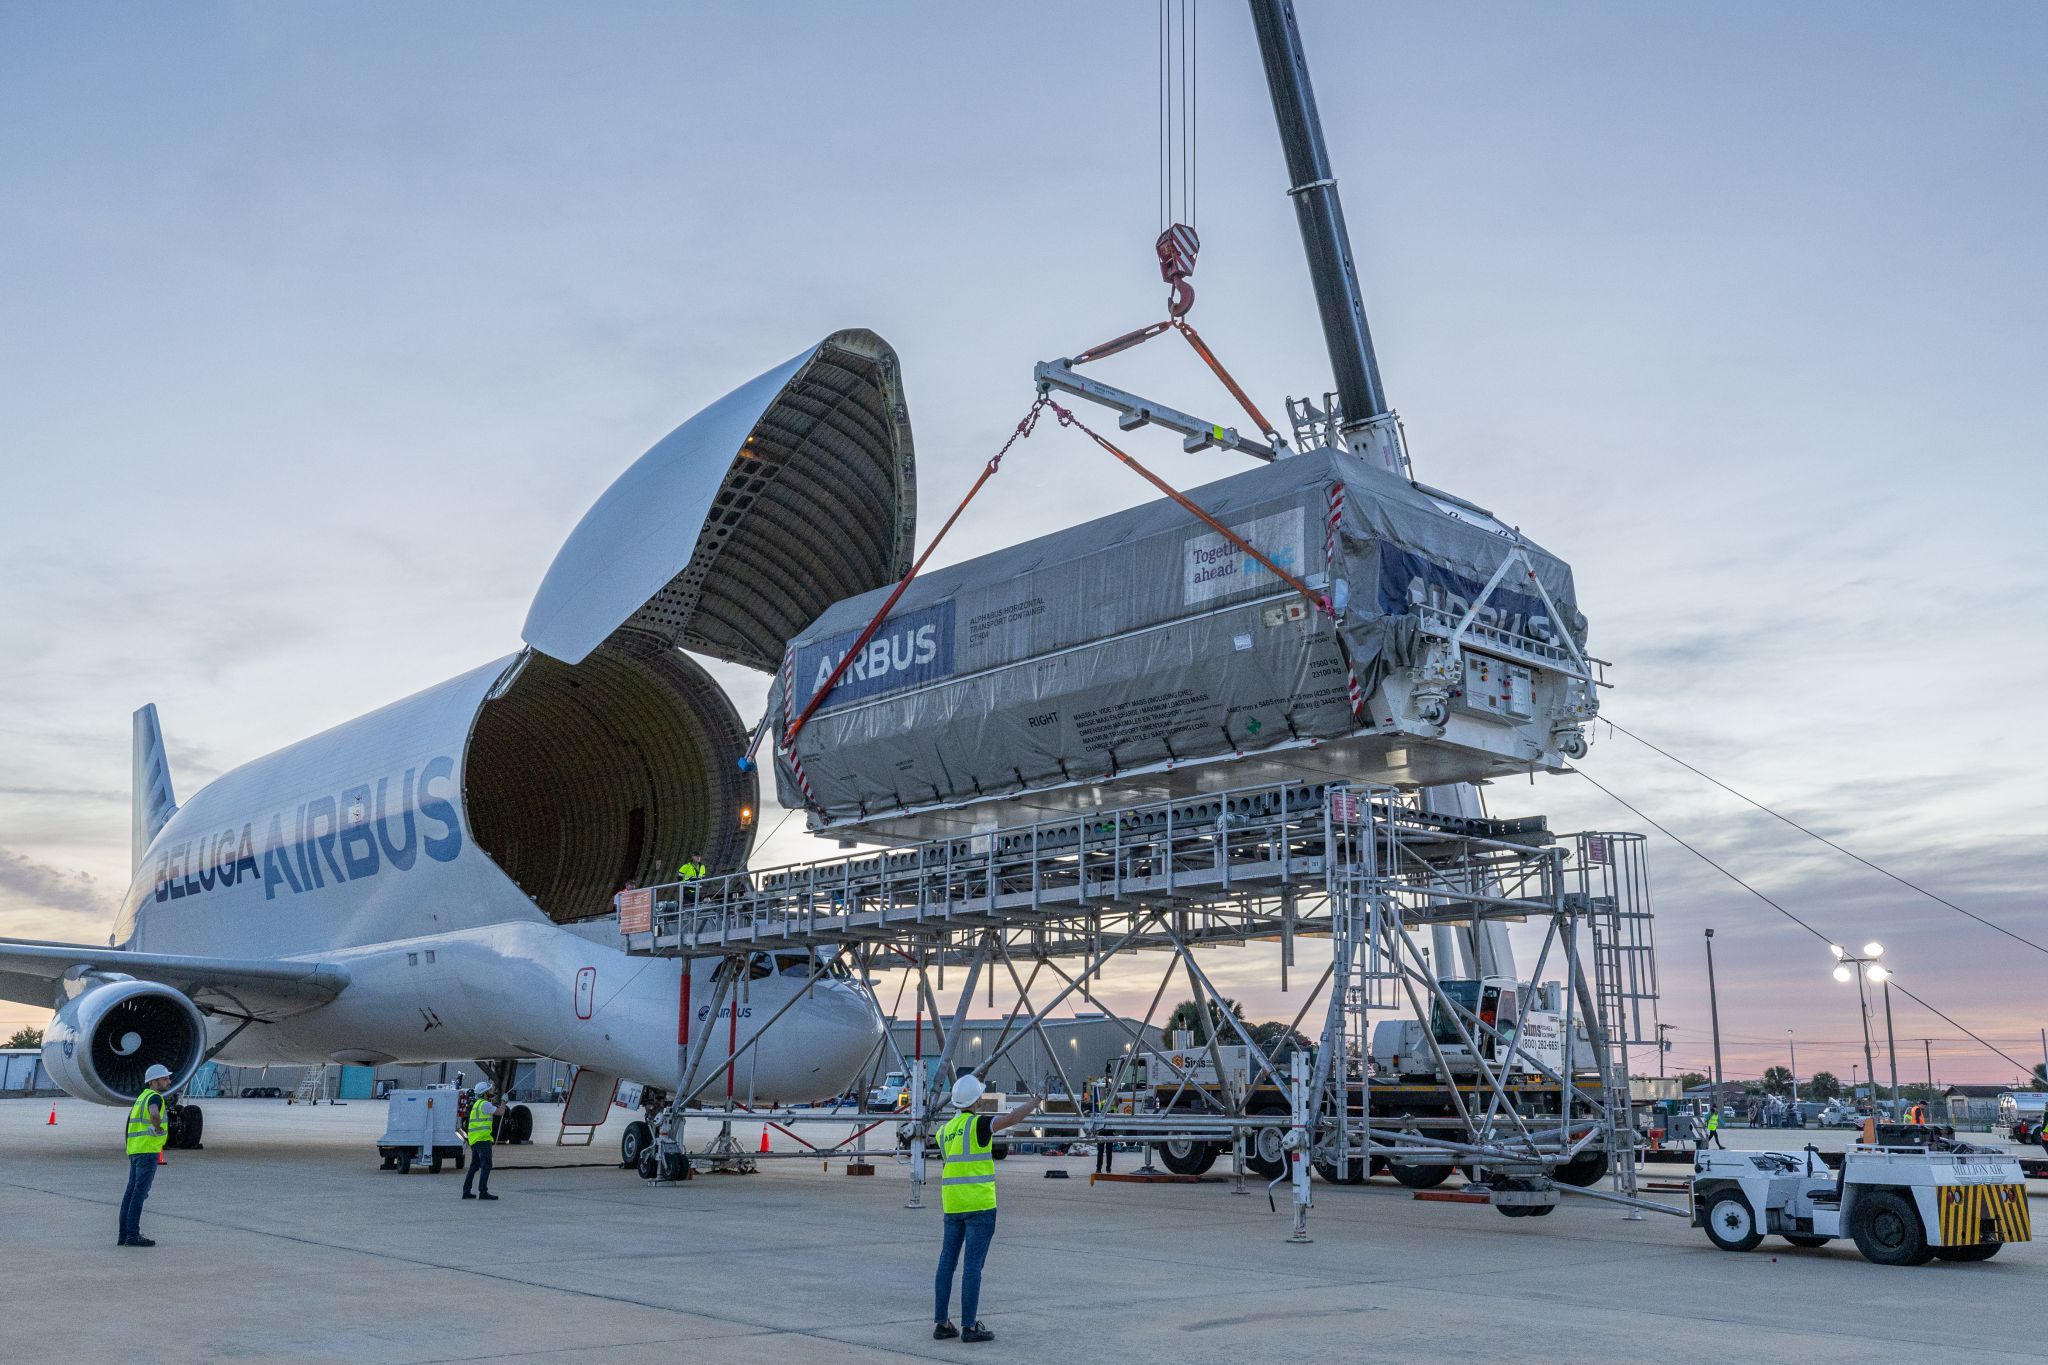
top-left (781, 397), bottom-right (1048, 750)
top-left (1171, 318), bottom-right (1279, 446)
top-left (1066, 316), bottom-right (1280, 448)
top-left (1046, 399), bottom-right (1332, 619)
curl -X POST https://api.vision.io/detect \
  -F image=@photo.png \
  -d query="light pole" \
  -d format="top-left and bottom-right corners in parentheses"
top-left (1830, 942), bottom-right (1887, 1116)
top-left (1787, 1029), bottom-right (1799, 1105)
top-left (1705, 929), bottom-right (1725, 1114)
top-left (1881, 977), bottom-right (1901, 1119)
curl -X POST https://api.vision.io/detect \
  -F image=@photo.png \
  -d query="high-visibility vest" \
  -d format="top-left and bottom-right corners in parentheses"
top-left (677, 862), bottom-right (704, 881)
top-left (1706, 1112), bottom-right (1720, 1132)
top-left (126, 1089), bottom-right (166, 1156)
top-left (466, 1099), bottom-right (497, 1145)
top-left (938, 1111), bottom-right (996, 1213)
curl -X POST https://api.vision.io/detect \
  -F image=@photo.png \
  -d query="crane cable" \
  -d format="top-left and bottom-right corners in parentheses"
top-left (1601, 717), bottom-right (2048, 959)
top-left (1569, 764), bottom-right (2044, 1078)
top-left (1159, 0), bottom-right (1197, 234)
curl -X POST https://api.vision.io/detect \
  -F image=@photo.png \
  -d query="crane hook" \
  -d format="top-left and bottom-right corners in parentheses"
top-left (1156, 223), bottom-right (1200, 320)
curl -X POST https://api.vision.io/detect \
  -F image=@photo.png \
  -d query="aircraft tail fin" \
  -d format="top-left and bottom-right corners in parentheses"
top-left (131, 704), bottom-right (178, 874)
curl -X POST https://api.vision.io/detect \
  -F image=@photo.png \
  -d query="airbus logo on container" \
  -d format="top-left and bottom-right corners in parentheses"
top-left (794, 599), bottom-right (955, 709)
top-left (150, 756), bottom-right (463, 905)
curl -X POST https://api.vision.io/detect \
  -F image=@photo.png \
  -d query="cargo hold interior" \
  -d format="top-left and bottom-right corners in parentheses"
top-left (462, 642), bottom-right (755, 924)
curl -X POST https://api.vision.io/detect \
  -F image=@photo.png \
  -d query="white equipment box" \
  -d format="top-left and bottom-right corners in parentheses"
top-left (376, 1085), bottom-right (467, 1174)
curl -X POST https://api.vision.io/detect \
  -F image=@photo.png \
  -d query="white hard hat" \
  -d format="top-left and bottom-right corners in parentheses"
top-left (474, 1081), bottom-right (493, 1095)
top-left (950, 1074), bottom-right (985, 1109)
top-left (142, 1064), bottom-right (172, 1083)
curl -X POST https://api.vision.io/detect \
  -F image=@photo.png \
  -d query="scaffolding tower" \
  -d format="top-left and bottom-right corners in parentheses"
top-left (626, 779), bottom-right (1663, 1236)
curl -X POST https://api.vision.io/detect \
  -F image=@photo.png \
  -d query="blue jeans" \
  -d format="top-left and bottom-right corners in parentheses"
top-left (119, 1153), bottom-right (157, 1242)
top-left (464, 1141), bottom-right (492, 1194)
top-left (935, 1209), bottom-right (997, 1325)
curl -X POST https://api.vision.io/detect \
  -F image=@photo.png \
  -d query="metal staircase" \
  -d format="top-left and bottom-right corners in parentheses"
top-left (292, 1065), bottom-right (328, 1106)
top-left (1571, 832), bottom-right (1661, 1203)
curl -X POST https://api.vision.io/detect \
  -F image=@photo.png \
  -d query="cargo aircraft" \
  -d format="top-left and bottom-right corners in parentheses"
top-left (0, 331), bottom-right (913, 1156)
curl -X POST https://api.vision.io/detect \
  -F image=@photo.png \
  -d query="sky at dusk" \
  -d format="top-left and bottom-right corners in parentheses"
top-left (3, 2), bottom-right (2044, 1087)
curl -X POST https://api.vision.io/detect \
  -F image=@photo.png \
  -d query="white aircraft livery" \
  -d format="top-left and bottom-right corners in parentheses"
top-left (0, 329), bottom-right (918, 1150)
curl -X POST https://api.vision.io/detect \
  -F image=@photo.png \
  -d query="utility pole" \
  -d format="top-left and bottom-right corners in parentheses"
top-left (1656, 1023), bottom-right (1675, 1080)
top-left (1704, 929), bottom-right (1725, 1112)
top-left (1853, 972), bottom-right (1879, 1112)
top-left (1922, 1038), bottom-right (1935, 1110)
top-left (1787, 1029), bottom-right (1798, 1104)
top-left (1882, 979), bottom-right (1901, 1118)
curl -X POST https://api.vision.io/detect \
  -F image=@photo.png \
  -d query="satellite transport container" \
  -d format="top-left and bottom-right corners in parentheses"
top-left (773, 445), bottom-right (1599, 842)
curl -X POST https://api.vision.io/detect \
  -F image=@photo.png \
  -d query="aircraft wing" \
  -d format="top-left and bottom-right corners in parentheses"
top-left (0, 938), bottom-right (350, 1020)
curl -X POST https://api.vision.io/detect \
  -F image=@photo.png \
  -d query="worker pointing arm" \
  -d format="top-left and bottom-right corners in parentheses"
top-left (932, 1075), bottom-right (1042, 1345)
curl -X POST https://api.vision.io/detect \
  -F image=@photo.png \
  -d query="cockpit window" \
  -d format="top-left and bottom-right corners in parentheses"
top-left (714, 953), bottom-right (776, 982)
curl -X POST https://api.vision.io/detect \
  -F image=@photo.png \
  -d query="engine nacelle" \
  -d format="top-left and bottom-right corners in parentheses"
top-left (41, 978), bottom-right (206, 1105)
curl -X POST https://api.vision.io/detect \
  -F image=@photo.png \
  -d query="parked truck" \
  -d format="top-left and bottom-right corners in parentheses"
top-left (1117, 980), bottom-right (1611, 1189)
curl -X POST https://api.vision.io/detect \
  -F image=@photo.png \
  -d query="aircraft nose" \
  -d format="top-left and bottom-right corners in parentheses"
top-left (805, 980), bottom-right (886, 1080)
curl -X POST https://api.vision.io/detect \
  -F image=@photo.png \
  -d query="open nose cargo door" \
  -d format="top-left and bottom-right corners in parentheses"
top-left (522, 328), bottom-right (917, 670)
top-left (462, 331), bottom-right (917, 917)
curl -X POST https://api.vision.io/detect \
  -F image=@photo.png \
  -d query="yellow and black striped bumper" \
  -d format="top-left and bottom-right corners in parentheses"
top-left (1936, 1184), bottom-right (2030, 1246)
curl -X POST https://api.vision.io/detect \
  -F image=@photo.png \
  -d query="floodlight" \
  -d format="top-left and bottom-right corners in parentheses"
top-left (1831, 964), bottom-right (1854, 983)
top-left (1862, 941), bottom-right (1884, 958)
top-left (1866, 964), bottom-right (1889, 982)
top-left (1829, 944), bottom-right (1846, 960)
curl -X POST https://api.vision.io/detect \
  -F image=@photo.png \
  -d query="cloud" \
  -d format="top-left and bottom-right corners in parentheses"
top-left (0, 846), bottom-right (114, 919)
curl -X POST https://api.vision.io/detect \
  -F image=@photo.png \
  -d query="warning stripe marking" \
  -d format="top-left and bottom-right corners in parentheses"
top-left (1937, 1183), bottom-right (2031, 1246)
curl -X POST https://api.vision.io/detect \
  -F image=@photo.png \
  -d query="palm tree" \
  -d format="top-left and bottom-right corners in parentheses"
top-left (1164, 998), bottom-right (1245, 1045)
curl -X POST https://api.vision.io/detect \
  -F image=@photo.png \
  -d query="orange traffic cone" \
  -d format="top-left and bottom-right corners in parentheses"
top-left (758, 1126), bottom-right (771, 1154)
top-left (156, 1151), bottom-right (166, 1166)
top-left (46, 1105), bottom-right (57, 1125)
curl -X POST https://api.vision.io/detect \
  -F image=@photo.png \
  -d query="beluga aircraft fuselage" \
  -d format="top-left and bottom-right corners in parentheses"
top-left (0, 329), bottom-right (918, 1155)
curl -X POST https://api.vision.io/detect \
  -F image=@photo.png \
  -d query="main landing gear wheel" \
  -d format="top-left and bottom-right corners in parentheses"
top-left (1851, 1190), bottom-right (1933, 1266)
top-left (508, 1104), bottom-right (534, 1144)
top-left (168, 1104), bottom-right (204, 1150)
top-left (1703, 1194), bottom-right (1763, 1252)
top-left (1155, 1137), bottom-right (1220, 1176)
top-left (621, 1120), bottom-right (653, 1169)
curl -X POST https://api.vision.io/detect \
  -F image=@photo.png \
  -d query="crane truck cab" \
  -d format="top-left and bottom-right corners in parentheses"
top-left (1692, 1134), bottom-right (2030, 1265)
top-left (1368, 976), bottom-right (1587, 1082)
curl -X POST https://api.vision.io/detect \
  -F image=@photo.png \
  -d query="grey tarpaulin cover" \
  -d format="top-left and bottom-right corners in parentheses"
top-left (772, 445), bottom-right (1584, 829)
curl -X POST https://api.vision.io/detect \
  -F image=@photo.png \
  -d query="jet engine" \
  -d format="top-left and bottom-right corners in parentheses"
top-left (41, 977), bottom-right (206, 1104)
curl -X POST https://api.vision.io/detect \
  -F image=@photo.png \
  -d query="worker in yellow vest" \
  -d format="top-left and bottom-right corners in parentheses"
top-left (1703, 1108), bottom-right (1725, 1149)
top-left (932, 1073), bottom-right (1042, 1344)
top-left (461, 1080), bottom-right (501, 1201)
top-left (118, 1063), bottom-right (174, 1247)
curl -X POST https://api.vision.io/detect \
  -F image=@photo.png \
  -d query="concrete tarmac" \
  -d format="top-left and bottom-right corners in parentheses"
top-left (3, 1097), bottom-right (2041, 1363)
